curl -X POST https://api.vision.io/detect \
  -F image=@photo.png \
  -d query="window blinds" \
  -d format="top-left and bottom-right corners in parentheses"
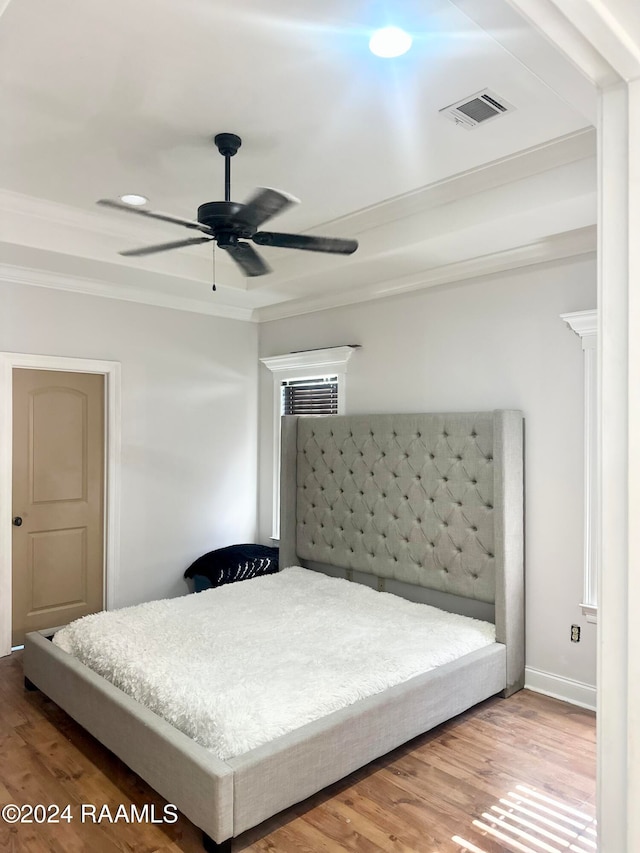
top-left (281, 376), bottom-right (339, 416)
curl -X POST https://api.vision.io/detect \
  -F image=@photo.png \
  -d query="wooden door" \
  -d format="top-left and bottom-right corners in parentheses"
top-left (11, 369), bottom-right (105, 646)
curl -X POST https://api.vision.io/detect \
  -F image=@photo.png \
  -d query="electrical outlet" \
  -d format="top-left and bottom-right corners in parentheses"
top-left (571, 624), bottom-right (581, 643)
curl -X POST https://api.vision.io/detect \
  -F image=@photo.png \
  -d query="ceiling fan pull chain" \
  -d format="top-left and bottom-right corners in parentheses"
top-left (212, 243), bottom-right (217, 291)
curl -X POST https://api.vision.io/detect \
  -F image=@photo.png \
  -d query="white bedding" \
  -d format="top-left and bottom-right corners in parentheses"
top-left (53, 567), bottom-right (496, 760)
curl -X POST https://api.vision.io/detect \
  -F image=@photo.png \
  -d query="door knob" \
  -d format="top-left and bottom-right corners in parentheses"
top-left (12, 516), bottom-right (22, 527)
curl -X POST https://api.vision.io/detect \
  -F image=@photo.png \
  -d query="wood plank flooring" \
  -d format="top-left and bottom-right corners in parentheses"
top-left (0, 651), bottom-right (596, 853)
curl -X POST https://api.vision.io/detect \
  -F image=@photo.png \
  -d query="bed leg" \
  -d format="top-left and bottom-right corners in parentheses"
top-left (202, 832), bottom-right (232, 852)
top-left (24, 676), bottom-right (38, 692)
top-left (501, 677), bottom-right (525, 699)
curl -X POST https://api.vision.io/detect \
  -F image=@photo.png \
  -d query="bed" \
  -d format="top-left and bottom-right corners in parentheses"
top-left (23, 409), bottom-right (524, 852)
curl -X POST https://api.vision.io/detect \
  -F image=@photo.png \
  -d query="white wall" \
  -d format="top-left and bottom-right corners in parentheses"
top-left (258, 255), bottom-right (597, 694)
top-left (1, 281), bottom-right (259, 608)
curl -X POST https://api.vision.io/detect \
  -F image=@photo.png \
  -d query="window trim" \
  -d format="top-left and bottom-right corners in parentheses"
top-left (260, 346), bottom-right (357, 540)
top-left (561, 309), bottom-right (598, 623)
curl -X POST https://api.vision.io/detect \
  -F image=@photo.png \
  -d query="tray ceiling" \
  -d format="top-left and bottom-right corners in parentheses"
top-left (0, 0), bottom-right (597, 320)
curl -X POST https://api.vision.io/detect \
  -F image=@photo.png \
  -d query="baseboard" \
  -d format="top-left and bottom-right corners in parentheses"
top-left (524, 666), bottom-right (596, 711)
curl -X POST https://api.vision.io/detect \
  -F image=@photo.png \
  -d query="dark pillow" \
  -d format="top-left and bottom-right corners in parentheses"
top-left (184, 544), bottom-right (279, 589)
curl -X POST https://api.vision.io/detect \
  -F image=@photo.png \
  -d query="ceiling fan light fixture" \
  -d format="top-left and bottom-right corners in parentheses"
top-left (369, 26), bottom-right (412, 58)
top-left (119, 193), bottom-right (148, 206)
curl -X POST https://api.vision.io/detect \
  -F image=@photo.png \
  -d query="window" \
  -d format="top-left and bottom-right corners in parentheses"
top-left (561, 309), bottom-right (598, 622)
top-left (261, 346), bottom-right (357, 539)
top-left (281, 376), bottom-right (339, 415)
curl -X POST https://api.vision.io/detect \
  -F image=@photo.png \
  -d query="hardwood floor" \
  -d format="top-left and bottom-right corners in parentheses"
top-left (0, 651), bottom-right (596, 853)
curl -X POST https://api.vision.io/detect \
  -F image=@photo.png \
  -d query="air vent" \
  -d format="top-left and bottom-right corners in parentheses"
top-left (439, 89), bottom-right (514, 130)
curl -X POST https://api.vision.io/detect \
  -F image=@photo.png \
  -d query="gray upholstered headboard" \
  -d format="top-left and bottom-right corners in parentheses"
top-left (279, 410), bottom-right (524, 695)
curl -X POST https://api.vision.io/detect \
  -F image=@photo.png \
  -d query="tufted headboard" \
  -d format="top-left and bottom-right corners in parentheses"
top-left (279, 410), bottom-right (524, 694)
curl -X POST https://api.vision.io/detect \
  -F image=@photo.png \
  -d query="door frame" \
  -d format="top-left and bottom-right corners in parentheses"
top-left (0, 353), bottom-right (121, 657)
top-left (465, 3), bottom-right (639, 848)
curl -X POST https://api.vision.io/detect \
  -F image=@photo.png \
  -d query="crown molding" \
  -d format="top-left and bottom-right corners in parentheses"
top-left (1, 226), bottom-right (596, 326)
top-left (561, 308), bottom-right (597, 338)
top-left (0, 263), bottom-right (255, 322)
top-left (505, 0), bottom-right (620, 86)
top-left (256, 226), bottom-right (597, 322)
top-left (246, 129), bottom-right (596, 291)
top-left (0, 132), bottom-right (597, 324)
top-left (293, 129), bottom-right (596, 240)
top-left (513, 0), bottom-right (640, 83)
top-left (0, 188), bottom-right (199, 244)
top-left (260, 346), bottom-right (357, 376)
top-left (0, 127), bottom-right (595, 285)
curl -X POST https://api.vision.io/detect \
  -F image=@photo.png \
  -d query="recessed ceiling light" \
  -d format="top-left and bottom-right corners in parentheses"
top-left (119, 194), bottom-right (148, 206)
top-left (369, 26), bottom-right (413, 58)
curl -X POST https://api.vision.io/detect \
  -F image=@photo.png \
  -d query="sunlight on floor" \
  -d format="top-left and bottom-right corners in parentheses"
top-left (452, 784), bottom-right (597, 853)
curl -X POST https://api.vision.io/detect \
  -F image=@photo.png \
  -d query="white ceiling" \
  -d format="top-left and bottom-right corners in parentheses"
top-left (0, 0), bottom-right (597, 321)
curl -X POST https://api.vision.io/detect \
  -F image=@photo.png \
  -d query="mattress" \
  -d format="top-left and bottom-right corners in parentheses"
top-left (52, 567), bottom-right (496, 760)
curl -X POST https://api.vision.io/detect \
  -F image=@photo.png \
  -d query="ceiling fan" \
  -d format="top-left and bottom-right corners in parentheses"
top-left (97, 133), bottom-right (358, 278)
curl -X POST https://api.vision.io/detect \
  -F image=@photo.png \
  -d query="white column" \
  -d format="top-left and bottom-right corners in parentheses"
top-left (597, 81), bottom-right (632, 853)
top-left (561, 310), bottom-right (597, 621)
top-left (625, 75), bottom-right (640, 853)
top-left (503, 4), bottom-right (640, 848)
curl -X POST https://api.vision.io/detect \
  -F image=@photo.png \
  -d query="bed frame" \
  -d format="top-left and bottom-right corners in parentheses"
top-left (24, 409), bottom-right (524, 852)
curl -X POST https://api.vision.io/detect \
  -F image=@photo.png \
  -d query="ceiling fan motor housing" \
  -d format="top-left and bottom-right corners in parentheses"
top-left (197, 201), bottom-right (256, 240)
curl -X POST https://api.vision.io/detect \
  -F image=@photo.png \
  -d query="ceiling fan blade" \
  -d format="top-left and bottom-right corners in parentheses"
top-left (119, 236), bottom-right (214, 257)
top-left (221, 241), bottom-right (271, 276)
top-left (97, 199), bottom-right (212, 233)
top-left (241, 188), bottom-right (299, 227)
top-left (252, 231), bottom-right (358, 255)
